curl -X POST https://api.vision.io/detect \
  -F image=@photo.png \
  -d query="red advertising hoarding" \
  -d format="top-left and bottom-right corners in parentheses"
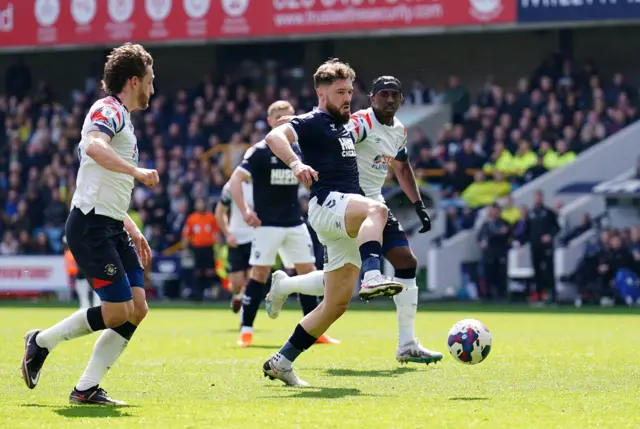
top-left (0, 0), bottom-right (515, 49)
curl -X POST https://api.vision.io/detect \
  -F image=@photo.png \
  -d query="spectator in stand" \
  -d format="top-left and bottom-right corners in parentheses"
top-left (455, 139), bottom-right (484, 171)
top-left (524, 157), bottom-right (548, 183)
top-left (407, 80), bottom-right (433, 105)
top-left (511, 140), bottom-right (537, 178)
top-left (595, 234), bottom-right (637, 307)
top-left (483, 141), bottom-right (513, 177)
top-left (525, 191), bottom-right (560, 305)
top-left (440, 160), bottom-right (468, 200)
top-left (444, 76), bottom-right (470, 124)
top-left (550, 140), bottom-right (576, 169)
top-left (412, 146), bottom-right (441, 182)
top-left (461, 171), bottom-right (510, 210)
top-left (408, 129), bottom-right (432, 160)
top-left (500, 195), bottom-right (521, 225)
top-left (477, 204), bottom-right (511, 300)
top-left (537, 141), bottom-right (556, 170)
top-left (1, 231), bottom-right (19, 255)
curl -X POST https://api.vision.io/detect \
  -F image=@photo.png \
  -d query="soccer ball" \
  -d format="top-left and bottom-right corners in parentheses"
top-left (447, 319), bottom-right (492, 365)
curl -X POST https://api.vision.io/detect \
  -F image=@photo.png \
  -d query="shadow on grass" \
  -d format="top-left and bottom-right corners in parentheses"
top-left (3, 300), bottom-right (638, 315)
top-left (262, 386), bottom-right (378, 399)
top-left (448, 397), bottom-right (490, 401)
top-left (241, 345), bottom-right (281, 350)
top-left (21, 403), bottom-right (135, 418)
top-left (315, 367), bottom-right (418, 378)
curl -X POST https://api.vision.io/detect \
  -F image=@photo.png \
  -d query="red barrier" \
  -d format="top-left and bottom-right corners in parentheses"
top-left (0, 0), bottom-right (515, 49)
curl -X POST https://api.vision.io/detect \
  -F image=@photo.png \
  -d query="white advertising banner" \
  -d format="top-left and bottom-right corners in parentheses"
top-left (0, 256), bottom-right (68, 291)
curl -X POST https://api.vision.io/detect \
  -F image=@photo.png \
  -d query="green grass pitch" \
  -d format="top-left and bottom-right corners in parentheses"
top-left (1, 302), bottom-right (639, 429)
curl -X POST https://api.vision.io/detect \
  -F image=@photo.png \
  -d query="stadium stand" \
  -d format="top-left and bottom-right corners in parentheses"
top-left (1, 53), bottom-right (638, 303)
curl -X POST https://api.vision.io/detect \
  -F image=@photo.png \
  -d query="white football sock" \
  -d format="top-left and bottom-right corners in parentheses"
top-left (272, 352), bottom-right (293, 370)
top-left (278, 270), bottom-right (325, 296)
top-left (75, 279), bottom-right (91, 309)
top-left (35, 310), bottom-right (93, 351)
top-left (76, 329), bottom-right (129, 391)
top-left (393, 277), bottom-right (418, 346)
top-left (92, 290), bottom-right (102, 306)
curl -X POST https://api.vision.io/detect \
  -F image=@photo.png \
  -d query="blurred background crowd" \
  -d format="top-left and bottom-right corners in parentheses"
top-left (2, 55), bottom-right (637, 256)
top-left (2, 17), bottom-right (640, 308)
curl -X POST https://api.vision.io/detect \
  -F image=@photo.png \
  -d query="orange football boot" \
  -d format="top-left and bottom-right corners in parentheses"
top-left (237, 332), bottom-right (253, 347)
top-left (315, 334), bottom-right (340, 345)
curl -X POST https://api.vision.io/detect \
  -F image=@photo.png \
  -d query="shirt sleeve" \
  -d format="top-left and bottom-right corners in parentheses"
top-left (348, 111), bottom-right (373, 144)
top-left (238, 144), bottom-right (266, 176)
top-left (286, 113), bottom-right (315, 145)
top-left (219, 185), bottom-right (232, 208)
top-left (87, 99), bottom-right (125, 139)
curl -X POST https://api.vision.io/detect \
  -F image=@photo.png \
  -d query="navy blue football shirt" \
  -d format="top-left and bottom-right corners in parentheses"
top-left (238, 141), bottom-right (303, 227)
top-left (286, 110), bottom-right (361, 205)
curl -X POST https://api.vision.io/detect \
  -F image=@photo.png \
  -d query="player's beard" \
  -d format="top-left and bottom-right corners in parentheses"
top-left (326, 100), bottom-right (350, 124)
top-left (137, 90), bottom-right (150, 110)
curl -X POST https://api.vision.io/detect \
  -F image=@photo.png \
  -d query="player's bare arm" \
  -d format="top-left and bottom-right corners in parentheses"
top-left (393, 157), bottom-right (432, 233)
top-left (228, 168), bottom-right (261, 228)
top-left (265, 125), bottom-right (318, 187)
top-left (393, 157), bottom-right (421, 204)
top-left (84, 130), bottom-right (159, 188)
top-left (124, 213), bottom-right (152, 267)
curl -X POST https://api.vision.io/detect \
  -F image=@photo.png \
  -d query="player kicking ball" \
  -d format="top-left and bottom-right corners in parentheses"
top-left (20, 43), bottom-right (158, 405)
top-left (265, 76), bottom-right (443, 366)
top-left (261, 60), bottom-right (405, 386)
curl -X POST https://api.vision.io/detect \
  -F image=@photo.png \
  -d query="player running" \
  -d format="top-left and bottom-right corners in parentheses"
top-left (215, 180), bottom-right (254, 313)
top-left (265, 76), bottom-right (443, 365)
top-left (20, 43), bottom-right (158, 405)
top-left (261, 59), bottom-right (404, 386)
top-left (227, 100), bottom-right (337, 347)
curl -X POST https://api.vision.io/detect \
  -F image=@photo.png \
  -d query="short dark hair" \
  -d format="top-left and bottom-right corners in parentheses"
top-left (313, 58), bottom-right (356, 89)
top-left (102, 43), bottom-right (153, 95)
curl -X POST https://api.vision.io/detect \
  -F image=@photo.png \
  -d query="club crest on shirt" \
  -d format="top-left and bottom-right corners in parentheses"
top-left (104, 264), bottom-right (118, 276)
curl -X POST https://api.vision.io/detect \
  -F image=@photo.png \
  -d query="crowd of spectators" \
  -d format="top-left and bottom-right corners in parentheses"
top-left (1, 53), bottom-right (638, 257)
top-left (561, 226), bottom-right (640, 307)
top-left (410, 56), bottom-right (639, 238)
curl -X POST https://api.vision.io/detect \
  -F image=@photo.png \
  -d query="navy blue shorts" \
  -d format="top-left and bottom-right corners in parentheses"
top-left (65, 208), bottom-right (144, 303)
top-left (382, 208), bottom-right (409, 255)
top-left (228, 242), bottom-right (251, 273)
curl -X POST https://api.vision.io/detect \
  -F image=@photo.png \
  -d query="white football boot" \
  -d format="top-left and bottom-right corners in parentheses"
top-left (358, 273), bottom-right (405, 300)
top-left (262, 358), bottom-right (309, 387)
top-left (396, 338), bottom-right (444, 365)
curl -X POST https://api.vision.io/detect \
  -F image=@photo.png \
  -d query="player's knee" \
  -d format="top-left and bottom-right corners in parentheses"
top-left (367, 202), bottom-right (388, 223)
top-left (131, 299), bottom-right (149, 325)
top-left (250, 266), bottom-right (271, 283)
top-left (395, 253), bottom-right (417, 271)
top-left (102, 301), bottom-right (133, 328)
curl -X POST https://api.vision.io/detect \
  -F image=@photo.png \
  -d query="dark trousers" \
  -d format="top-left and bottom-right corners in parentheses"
top-left (482, 254), bottom-right (507, 299)
top-left (531, 246), bottom-right (556, 301)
